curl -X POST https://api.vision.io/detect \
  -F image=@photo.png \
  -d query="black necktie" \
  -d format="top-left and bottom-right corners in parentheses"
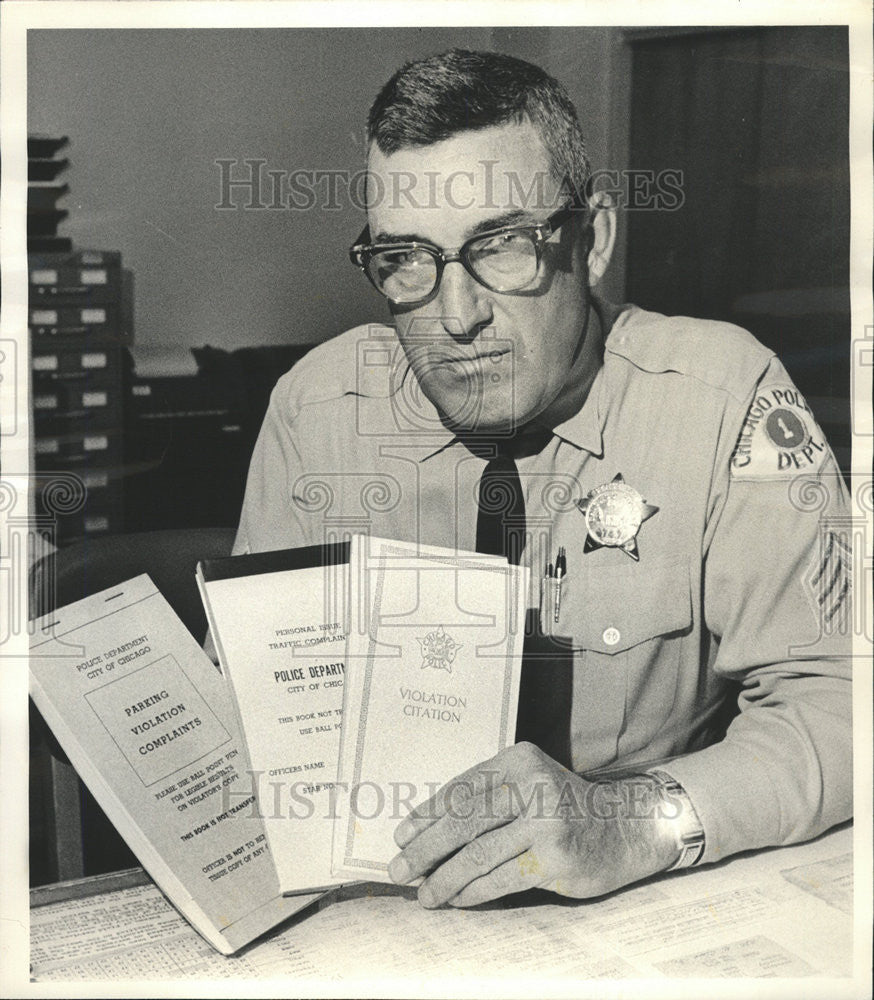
top-left (475, 450), bottom-right (526, 564)
top-left (472, 436), bottom-right (573, 768)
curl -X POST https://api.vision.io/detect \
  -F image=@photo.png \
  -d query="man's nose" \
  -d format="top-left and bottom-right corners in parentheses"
top-left (435, 261), bottom-right (494, 342)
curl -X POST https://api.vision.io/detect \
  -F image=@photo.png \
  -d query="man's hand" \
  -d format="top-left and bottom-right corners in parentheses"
top-left (387, 742), bottom-right (680, 908)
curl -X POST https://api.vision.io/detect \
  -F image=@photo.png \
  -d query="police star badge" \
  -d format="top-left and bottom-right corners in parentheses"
top-left (576, 473), bottom-right (659, 561)
top-left (417, 625), bottom-right (462, 673)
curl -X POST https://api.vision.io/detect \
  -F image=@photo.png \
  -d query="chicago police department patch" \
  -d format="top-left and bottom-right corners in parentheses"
top-left (730, 384), bottom-right (829, 477)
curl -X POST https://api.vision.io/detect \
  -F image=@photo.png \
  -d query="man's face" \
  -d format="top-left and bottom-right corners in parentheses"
top-left (366, 121), bottom-right (592, 434)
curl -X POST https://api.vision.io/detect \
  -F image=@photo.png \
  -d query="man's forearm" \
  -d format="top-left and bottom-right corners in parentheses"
top-left (656, 669), bottom-right (852, 864)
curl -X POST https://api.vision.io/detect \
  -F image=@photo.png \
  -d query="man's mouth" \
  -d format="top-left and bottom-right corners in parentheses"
top-left (437, 347), bottom-right (510, 371)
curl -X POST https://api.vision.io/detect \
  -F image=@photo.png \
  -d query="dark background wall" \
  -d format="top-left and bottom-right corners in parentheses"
top-left (625, 26), bottom-right (851, 470)
top-left (626, 27), bottom-right (850, 404)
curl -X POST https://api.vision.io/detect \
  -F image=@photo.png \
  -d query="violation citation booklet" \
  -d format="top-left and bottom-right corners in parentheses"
top-left (29, 574), bottom-right (322, 955)
top-left (196, 542), bottom-right (350, 895)
top-left (331, 535), bottom-right (528, 882)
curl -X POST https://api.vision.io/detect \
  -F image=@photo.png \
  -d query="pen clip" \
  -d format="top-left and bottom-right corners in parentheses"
top-left (553, 546), bottom-right (566, 624)
top-left (540, 562), bottom-right (556, 635)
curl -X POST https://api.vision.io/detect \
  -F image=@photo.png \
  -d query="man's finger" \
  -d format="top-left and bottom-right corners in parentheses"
top-left (416, 822), bottom-right (531, 908)
top-left (446, 849), bottom-right (545, 908)
top-left (389, 782), bottom-right (517, 883)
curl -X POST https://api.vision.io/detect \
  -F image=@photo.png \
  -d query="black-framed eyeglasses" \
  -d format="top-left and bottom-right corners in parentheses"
top-left (349, 203), bottom-right (577, 307)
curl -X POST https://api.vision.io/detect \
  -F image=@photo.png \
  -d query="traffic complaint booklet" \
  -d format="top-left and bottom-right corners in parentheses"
top-left (196, 542), bottom-right (350, 895)
top-left (29, 574), bottom-right (322, 955)
top-left (331, 534), bottom-right (528, 882)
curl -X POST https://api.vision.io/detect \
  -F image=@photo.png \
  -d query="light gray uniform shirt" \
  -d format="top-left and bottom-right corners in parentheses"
top-left (233, 303), bottom-right (853, 865)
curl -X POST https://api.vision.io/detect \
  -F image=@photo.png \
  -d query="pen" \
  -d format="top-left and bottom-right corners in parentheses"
top-left (539, 561), bottom-right (554, 635)
top-left (553, 546), bottom-right (566, 624)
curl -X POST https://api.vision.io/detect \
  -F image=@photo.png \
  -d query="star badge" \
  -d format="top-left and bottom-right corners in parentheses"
top-left (576, 473), bottom-right (659, 561)
top-left (417, 625), bottom-right (462, 673)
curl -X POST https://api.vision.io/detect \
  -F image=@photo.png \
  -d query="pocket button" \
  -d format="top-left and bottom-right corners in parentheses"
top-left (602, 626), bottom-right (621, 647)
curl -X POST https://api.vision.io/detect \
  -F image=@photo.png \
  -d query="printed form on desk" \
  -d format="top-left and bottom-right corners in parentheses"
top-left (30, 823), bottom-right (854, 984)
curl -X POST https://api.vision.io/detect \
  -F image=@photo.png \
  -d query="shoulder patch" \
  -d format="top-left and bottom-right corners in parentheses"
top-left (730, 384), bottom-right (830, 478)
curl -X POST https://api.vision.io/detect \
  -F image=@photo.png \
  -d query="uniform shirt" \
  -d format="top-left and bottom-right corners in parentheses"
top-left (233, 302), bottom-right (852, 865)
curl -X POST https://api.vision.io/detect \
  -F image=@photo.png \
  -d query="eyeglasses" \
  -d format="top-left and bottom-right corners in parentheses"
top-left (349, 203), bottom-right (576, 307)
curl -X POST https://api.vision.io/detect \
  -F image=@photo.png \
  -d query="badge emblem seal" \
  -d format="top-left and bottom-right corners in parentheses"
top-left (576, 473), bottom-right (659, 561)
top-left (417, 625), bottom-right (462, 673)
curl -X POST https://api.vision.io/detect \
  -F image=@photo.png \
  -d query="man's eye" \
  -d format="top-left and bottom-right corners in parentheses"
top-left (384, 247), bottom-right (431, 268)
top-left (475, 231), bottom-right (531, 256)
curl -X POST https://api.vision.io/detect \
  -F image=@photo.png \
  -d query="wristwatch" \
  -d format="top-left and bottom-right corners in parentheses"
top-left (648, 769), bottom-right (705, 870)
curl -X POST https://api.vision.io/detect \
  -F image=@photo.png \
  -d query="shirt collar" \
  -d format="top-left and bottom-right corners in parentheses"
top-left (390, 363), bottom-right (459, 462)
top-left (413, 369), bottom-right (606, 463)
top-left (548, 368), bottom-right (605, 456)
top-left (548, 296), bottom-right (631, 457)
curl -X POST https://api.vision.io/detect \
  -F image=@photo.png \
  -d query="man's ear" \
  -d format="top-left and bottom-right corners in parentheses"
top-left (586, 190), bottom-right (617, 288)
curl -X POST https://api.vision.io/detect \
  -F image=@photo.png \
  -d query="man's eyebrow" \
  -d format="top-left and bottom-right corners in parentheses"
top-left (468, 210), bottom-right (532, 236)
top-left (372, 230), bottom-right (433, 245)
top-left (372, 210), bottom-right (537, 246)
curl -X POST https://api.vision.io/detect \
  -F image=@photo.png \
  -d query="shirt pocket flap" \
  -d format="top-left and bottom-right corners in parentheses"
top-left (569, 560), bottom-right (692, 655)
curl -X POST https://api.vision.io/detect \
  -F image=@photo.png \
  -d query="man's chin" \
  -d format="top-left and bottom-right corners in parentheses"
top-left (439, 401), bottom-right (532, 438)
top-left (417, 373), bottom-right (535, 437)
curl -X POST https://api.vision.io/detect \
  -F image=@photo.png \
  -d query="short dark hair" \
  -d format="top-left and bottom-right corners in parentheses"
top-left (366, 48), bottom-right (591, 204)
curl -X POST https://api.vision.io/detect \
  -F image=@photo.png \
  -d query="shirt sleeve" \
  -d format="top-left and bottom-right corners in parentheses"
top-left (660, 357), bottom-right (853, 864)
top-left (232, 376), bottom-right (311, 557)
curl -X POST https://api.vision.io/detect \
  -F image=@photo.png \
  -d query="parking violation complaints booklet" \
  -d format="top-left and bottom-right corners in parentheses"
top-left (29, 574), bottom-right (322, 955)
top-left (332, 535), bottom-right (528, 882)
top-left (197, 542), bottom-right (350, 895)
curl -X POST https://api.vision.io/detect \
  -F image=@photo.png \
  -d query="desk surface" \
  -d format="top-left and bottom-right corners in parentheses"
top-left (30, 823), bottom-right (854, 986)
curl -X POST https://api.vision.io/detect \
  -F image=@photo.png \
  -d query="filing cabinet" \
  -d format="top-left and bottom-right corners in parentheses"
top-left (29, 303), bottom-right (122, 339)
top-left (27, 134), bottom-right (73, 254)
top-left (30, 249), bottom-right (129, 544)
top-left (29, 249), bottom-right (122, 304)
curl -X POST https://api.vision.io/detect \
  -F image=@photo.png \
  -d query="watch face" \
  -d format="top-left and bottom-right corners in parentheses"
top-left (648, 770), bottom-right (705, 870)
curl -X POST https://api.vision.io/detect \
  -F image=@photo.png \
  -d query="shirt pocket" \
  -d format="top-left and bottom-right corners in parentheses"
top-left (558, 557), bottom-right (694, 768)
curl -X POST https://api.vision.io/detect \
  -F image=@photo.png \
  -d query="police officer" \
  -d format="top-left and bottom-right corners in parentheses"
top-left (234, 49), bottom-right (852, 907)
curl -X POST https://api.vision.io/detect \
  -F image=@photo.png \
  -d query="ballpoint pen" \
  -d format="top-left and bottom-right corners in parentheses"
top-left (539, 560), bottom-right (554, 635)
top-left (553, 546), bottom-right (566, 624)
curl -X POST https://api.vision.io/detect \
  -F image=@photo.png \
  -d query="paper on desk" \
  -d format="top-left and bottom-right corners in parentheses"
top-left (29, 575), bottom-right (322, 954)
top-left (331, 534), bottom-right (527, 882)
top-left (30, 825), bottom-right (853, 983)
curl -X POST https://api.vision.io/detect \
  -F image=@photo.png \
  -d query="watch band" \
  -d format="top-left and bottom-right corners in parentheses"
top-left (648, 769), bottom-right (705, 870)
